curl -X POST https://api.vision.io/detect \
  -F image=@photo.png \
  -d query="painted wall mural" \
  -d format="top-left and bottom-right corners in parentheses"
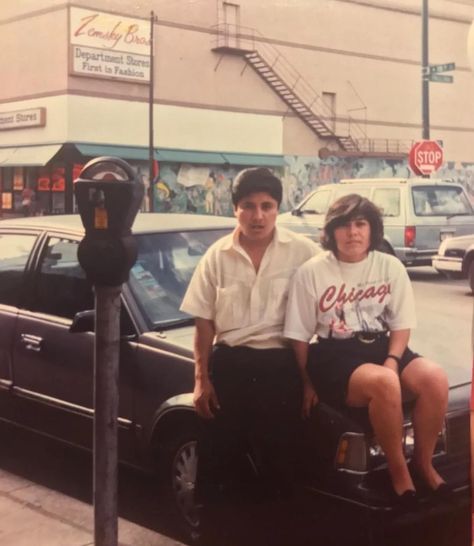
top-left (141, 157), bottom-right (474, 216)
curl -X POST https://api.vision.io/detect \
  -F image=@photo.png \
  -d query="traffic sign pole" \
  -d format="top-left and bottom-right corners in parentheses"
top-left (422, 0), bottom-right (430, 144)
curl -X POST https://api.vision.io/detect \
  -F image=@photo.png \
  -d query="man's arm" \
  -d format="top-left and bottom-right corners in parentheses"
top-left (292, 339), bottom-right (318, 418)
top-left (385, 329), bottom-right (410, 373)
top-left (193, 317), bottom-right (220, 419)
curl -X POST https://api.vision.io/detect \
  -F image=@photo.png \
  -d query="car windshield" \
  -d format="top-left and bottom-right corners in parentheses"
top-left (128, 228), bottom-right (232, 329)
top-left (412, 185), bottom-right (473, 216)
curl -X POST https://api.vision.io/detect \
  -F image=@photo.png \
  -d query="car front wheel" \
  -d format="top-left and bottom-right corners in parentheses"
top-left (161, 432), bottom-right (200, 534)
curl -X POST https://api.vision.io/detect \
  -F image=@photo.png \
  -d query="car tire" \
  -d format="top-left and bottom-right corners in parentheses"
top-left (161, 431), bottom-right (200, 538)
top-left (468, 260), bottom-right (474, 294)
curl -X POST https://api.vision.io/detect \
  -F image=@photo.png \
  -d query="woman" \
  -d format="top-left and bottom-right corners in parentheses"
top-left (284, 194), bottom-right (449, 506)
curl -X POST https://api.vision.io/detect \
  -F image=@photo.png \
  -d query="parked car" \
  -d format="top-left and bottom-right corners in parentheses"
top-left (432, 233), bottom-right (474, 292)
top-left (0, 214), bottom-right (470, 543)
top-left (278, 178), bottom-right (474, 267)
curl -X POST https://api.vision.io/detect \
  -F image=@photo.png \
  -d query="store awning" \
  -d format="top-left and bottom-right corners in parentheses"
top-left (0, 144), bottom-right (62, 166)
top-left (221, 152), bottom-right (284, 167)
top-left (156, 149), bottom-right (226, 164)
top-left (75, 144), bottom-right (155, 161)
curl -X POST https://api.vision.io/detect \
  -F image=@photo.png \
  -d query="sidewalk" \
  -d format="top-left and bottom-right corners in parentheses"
top-left (0, 468), bottom-right (186, 546)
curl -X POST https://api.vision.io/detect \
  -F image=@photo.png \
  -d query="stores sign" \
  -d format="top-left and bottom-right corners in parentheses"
top-left (0, 108), bottom-right (46, 131)
top-left (70, 7), bottom-right (151, 84)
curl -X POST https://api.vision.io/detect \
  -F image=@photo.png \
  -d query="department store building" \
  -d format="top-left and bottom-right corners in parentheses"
top-left (0, 0), bottom-right (473, 216)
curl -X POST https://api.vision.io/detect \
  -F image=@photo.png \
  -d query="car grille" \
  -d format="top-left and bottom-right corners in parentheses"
top-left (446, 412), bottom-right (470, 457)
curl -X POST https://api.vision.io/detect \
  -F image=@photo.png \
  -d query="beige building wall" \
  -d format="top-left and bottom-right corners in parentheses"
top-left (0, 0), bottom-right (473, 161)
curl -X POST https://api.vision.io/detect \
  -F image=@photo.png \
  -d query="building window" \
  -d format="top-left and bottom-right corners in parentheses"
top-left (322, 92), bottom-right (336, 132)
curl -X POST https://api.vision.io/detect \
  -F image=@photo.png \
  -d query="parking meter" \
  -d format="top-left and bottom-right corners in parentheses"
top-left (74, 156), bottom-right (144, 286)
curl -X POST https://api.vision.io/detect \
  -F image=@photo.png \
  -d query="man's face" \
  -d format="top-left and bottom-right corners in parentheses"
top-left (234, 191), bottom-right (279, 244)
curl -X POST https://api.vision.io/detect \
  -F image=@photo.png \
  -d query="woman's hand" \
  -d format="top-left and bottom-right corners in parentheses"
top-left (301, 381), bottom-right (319, 419)
top-left (193, 376), bottom-right (220, 419)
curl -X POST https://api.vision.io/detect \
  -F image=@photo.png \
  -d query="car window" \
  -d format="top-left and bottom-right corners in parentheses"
top-left (0, 233), bottom-right (37, 307)
top-left (301, 190), bottom-right (331, 214)
top-left (412, 186), bottom-right (473, 216)
top-left (32, 237), bottom-right (94, 319)
top-left (129, 229), bottom-right (231, 328)
top-left (372, 188), bottom-right (400, 217)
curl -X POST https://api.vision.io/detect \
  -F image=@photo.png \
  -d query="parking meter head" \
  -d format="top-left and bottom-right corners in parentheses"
top-left (74, 156), bottom-right (144, 237)
top-left (74, 156), bottom-right (144, 286)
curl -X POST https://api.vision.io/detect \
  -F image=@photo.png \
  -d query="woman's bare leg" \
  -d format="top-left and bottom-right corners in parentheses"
top-left (400, 357), bottom-right (449, 490)
top-left (346, 363), bottom-right (415, 495)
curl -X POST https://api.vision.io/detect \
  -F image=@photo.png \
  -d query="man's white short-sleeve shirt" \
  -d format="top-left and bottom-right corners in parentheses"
top-left (180, 227), bottom-right (318, 349)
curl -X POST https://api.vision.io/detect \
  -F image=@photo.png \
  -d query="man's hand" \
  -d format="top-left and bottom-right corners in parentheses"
top-left (193, 376), bottom-right (220, 419)
top-left (301, 381), bottom-right (318, 419)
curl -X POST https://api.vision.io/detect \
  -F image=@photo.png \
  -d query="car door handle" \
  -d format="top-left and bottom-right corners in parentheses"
top-left (20, 334), bottom-right (43, 352)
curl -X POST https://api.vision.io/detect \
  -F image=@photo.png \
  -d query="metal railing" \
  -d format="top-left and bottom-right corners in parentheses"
top-left (354, 138), bottom-right (414, 154)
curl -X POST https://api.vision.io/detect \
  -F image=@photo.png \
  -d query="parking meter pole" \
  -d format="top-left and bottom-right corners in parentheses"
top-left (74, 156), bottom-right (144, 546)
top-left (93, 285), bottom-right (122, 546)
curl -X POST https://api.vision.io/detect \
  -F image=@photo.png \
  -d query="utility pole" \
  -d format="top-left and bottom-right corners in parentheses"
top-left (148, 11), bottom-right (157, 212)
top-left (422, 0), bottom-right (430, 140)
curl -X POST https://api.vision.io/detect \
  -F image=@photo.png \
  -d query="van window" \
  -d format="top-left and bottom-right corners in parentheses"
top-left (373, 188), bottom-right (400, 217)
top-left (301, 190), bottom-right (331, 214)
top-left (411, 186), bottom-right (473, 216)
top-left (333, 186), bottom-right (371, 200)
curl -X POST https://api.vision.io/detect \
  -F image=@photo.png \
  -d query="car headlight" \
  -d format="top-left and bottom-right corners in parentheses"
top-left (334, 423), bottom-right (447, 473)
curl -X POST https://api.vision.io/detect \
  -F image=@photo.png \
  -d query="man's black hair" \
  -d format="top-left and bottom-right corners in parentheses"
top-left (231, 167), bottom-right (283, 207)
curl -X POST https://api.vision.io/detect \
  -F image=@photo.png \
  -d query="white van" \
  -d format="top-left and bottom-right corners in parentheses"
top-left (277, 178), bottom-right (474, 266)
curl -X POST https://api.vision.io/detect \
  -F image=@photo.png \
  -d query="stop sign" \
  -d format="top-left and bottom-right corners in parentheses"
top-left (408, 140), bottom-right (444, 176)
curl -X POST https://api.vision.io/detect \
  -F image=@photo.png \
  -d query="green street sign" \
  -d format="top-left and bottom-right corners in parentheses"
top-left (430, 62), bottom-right (455, 73)
top-left (429, 73), bottom-right (453, 83)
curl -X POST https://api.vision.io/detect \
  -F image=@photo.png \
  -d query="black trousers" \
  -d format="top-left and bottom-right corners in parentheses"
top-left (196, 345), bottom-right (302, 545)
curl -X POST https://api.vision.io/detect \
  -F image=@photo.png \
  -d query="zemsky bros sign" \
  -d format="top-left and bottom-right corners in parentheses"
top-left (69, 7), bottom-right (151, 84)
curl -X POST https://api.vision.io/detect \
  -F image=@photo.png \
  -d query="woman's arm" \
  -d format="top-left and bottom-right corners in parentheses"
top-left (292, 339), bottom-right (318, 418)
top-left (385, 328), bottom-right (410, 373)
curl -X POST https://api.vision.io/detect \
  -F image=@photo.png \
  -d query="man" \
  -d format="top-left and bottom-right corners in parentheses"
top-left (180, 167), bottom-right (318, 544)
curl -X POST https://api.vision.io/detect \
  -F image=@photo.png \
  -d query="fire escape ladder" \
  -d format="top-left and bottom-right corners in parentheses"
top-left (211, 24), bottom-right (361, 152)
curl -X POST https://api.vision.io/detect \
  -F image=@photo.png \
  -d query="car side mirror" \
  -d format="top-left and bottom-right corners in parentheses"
top-left (69, 308), bottom-right (137, 340)
top-left (70, 309), bottom-right (95, 333)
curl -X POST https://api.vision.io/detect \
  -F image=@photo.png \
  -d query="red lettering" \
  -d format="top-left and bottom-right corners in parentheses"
top-left (319, 285), bottom-right (337, 312)
top-left (320, 282), bottom-right (391, 312)
top-left (74, 14), bottom-right (98, 37)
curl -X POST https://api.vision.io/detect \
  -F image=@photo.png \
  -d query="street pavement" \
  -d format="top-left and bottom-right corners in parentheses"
top-left (0, 467), bottom-right (186, 546)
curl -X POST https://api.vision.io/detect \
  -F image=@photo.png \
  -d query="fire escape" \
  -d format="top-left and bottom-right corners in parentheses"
top-left (211, 23), bottom-right (361, 152)
top-left (211, 24), bottom-right (413, 156)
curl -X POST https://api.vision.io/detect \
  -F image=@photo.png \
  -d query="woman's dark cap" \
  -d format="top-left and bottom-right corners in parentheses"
top-left (231, 167), bottom-right (282, 207)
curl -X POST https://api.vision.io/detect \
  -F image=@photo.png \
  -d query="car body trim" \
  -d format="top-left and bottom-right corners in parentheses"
top-left (11, 386), bottom-right (133, 428)
top-left (0, 379), bottom-right (13, 390)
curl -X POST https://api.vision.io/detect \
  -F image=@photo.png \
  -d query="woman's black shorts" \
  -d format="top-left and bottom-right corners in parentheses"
top-left (307, 335), bottom-right (420, 409)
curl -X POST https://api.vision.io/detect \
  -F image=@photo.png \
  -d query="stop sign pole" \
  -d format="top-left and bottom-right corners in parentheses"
top-left (408, 140), bottom-right (444, 177)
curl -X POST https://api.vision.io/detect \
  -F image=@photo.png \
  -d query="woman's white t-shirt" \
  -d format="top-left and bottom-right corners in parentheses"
top-left (284, 250), bottom-right (416, 342)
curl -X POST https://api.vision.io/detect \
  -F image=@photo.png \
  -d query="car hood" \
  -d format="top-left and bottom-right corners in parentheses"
top-left (144, 325), bottom-right (471, 393)
top-left (143, 325), bottom-right (195, 360)
top-left (444, 233), bottom-right (474, 250)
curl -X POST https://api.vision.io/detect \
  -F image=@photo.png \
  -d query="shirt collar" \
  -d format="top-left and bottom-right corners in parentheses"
top-left (222, 225), bottom-right (292, 251)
